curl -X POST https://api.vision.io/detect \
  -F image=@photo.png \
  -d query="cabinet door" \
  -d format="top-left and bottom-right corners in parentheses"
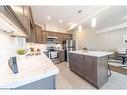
top-left (35, 25), bottom-right (43, 44)
top-left (26, 25), bottom-right (36, 42)
top-left (63, 34), bottom-right (72, 40)
top-left (59, 51), bottom-right (65, 62)
top-left (69, 53), bottom-right (84, 76)
top-left (55, 33), bottom-right (61, 44)
top-left (83, 56), bottom-right (97, 84)
top-left (42, 31), bottom-right (48, 44)
top-left (1, 6), bottom-right (28, 36)
top-left (10, 6), bottom-right (24, 26)
top-left (26, 7), bottom-right (35, 42)
top-left (24, 6), bottom-right (31, 35)
top-left (9, 6), bottom-right (31, 36)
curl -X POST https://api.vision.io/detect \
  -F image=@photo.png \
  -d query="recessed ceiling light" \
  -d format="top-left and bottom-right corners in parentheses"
top-left (59, 19), bottom-right (63, 23)
top-left (47, 16), bottom-right (51, 20)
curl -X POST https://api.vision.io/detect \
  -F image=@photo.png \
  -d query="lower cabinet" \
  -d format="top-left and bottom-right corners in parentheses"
top-left (59, 51), bottom-right (65, 62)
top-left (83, 56), bottom-right (97, 85)
top-left (68, 53), bottom-right (108, 89)
top-left (69, 53), bottom-right (84, 76)
top-left (15, 75), bottom-right (56, 89)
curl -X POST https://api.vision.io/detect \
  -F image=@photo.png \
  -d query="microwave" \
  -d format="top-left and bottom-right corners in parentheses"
top-left (47, 36), bottom-right (58, 44)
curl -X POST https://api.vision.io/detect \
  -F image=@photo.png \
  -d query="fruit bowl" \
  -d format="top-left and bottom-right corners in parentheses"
top-left (16, 49), bottom-right (26, 55)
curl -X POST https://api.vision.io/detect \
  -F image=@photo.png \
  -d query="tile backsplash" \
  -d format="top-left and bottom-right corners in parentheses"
top-left (27, 43), bottom-right (63, 52)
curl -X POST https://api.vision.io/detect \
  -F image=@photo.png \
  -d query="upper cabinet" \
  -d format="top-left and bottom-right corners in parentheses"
top-left (63, 34), bottom-right (72, 40)
top-left (10, 6), bottom-right (24, 26)
top-left (8, 6), bottom-right (31, 36)
top-left (26, 7), bottom-right (36, 42)
top-left (26, 24), bottom-right (43, 43)
top-left (23, 6), bottom-right (31, 36)
top-left (35, 25), bottom-right (43, 44)
top-left (0, 6), bottom-right (28, 37)
top-left (43, 31), bottom-right (72, 44)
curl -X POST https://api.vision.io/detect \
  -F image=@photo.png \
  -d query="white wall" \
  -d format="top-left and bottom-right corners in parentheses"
top-left (73, 28), bottom-right (127, 51)
top-left (0, 31), bottom-right (17, 65)
top-left (0, 30), bottom-right (26, 66)
top-left (27, 43), bottom-right (63, 52)
top-left (73, 28), bottom-right (97, 50)
top-left (96, 28), bottom-right (127, 51)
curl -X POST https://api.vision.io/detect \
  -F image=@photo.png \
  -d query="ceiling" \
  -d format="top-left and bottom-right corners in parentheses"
top-left (31, 6), bottom-right (127, 33)
top-left (81, 6), bottom-right (127, 33)
top-left (31, 6), bottom-right (95, 29)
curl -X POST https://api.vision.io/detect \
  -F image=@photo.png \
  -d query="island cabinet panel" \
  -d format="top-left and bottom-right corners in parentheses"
top-left (15, 75), bottom-right (56, 89)
top-left (83, 56), bottom-right (97, 86)
top-left (69, 53), bottom-right (84, 76)
top-left (68, 53), bottom-right (108, 89)
top-left (97, 56), bottom-right (108, 88)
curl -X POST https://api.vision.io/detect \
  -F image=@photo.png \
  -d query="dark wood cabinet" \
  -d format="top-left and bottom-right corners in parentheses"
top-left (68, 53), bottom-right (108, 89)
top-left (42, 31), bottom-right (48, 44)
top-left (26, 7), bottom-right (36, 42)
top-left (69, 53), bottom-right (84, 76)
top-left (10, 6), bottom-right (24, 26)
top-left (59, 51), bottom-right (65, 62)
top-left (26, 25), bottom-right (36, 42)
top-left (26, 24), bottom-right (38, 43)
top-left (0, 6), bottom-right (27, 36)
top-left (43, 31), bottom-right (72, 44)
top-left (8, 6), bottom-right (31, 36)
top-left (83, 56), bottom-right (97, 85)
top-left (23, 6), bottom-right (31, 36)
top-left (35, 25), bottom-right (43, 44)
top-left (63, 34), bottom-right (72, 40)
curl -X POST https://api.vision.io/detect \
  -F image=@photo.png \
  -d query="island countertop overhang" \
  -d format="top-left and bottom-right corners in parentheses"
top-left (68, 50), bottom-right (113, 57)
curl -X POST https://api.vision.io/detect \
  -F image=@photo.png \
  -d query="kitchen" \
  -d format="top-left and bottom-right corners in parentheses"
top-left (0, 5), bottom-right (127, 90)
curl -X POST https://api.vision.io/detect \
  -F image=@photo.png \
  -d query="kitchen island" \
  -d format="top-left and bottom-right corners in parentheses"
top-left (0, 53), bottom-right (59, 89)
top-left (68, 50), bottom-right (113, 89)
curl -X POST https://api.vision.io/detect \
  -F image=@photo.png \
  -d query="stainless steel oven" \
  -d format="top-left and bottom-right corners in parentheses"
top-left (48, 51), bottom-right (59, 59)
top-left (46, 46), bottom-right (60, 64)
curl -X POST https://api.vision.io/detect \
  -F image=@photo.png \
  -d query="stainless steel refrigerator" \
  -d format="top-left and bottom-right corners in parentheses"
top-left (63, 40), bottom-right (76, 61)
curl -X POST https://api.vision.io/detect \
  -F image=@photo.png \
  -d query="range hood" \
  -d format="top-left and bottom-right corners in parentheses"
top-left (0, 13), bottom-right (27, 37)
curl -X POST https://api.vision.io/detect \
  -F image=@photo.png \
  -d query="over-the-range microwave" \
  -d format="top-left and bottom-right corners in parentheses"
top-left (47, 36), bottom-right (58, 44)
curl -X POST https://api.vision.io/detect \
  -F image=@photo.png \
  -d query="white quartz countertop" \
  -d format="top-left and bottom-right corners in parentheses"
top-left (0, 53), bottom-right (59, 88)
top-left (68, 50), bottom-right (113, 57)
